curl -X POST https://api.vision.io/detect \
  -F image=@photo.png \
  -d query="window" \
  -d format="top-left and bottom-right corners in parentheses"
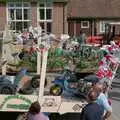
top-left (81, 21), bottom-right (89, 28)
top-left (38, 2), bottom-right (52, 33)
top-left (7, 2), bottom-right (30, 32)
top-left (100, 21), bottom-right (106, 33)
top-left (100, 21), bottom-right (111, 33)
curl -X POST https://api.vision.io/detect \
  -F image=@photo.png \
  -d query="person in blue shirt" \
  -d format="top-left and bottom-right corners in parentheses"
top-left (93, 83), bottom-right (112, 120)
top-left (80, 90), bottom-right (104, 120)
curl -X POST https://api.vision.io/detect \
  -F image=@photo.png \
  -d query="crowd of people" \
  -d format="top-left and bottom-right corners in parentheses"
top-left (27, 82), bottom-right (112, 120)
top-left (80, 82), bottom-right (112, 120)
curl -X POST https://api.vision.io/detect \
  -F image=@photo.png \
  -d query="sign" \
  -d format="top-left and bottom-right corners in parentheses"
top-left (58, 102), bottom-right (86, 114)
top-left (0, 95), bottom-right (37, 112)
top-left (40, 96), bottom-right (61, 112)
top-left (0, 95), bottom-right (86, 113)
top-left (0, 95), bottom-right (62, 112)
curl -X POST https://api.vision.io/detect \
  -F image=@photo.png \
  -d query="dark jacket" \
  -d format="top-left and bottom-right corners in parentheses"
top-left (80, 102), bottom-right (104, 120)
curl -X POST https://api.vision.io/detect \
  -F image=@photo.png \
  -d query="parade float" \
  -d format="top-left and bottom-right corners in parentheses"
top-left (0, 25), bottom-right (120, 120)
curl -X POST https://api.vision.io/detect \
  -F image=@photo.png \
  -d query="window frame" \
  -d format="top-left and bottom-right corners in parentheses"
top-left (99, 21), bottom-right (113, 33)
top-left (37, 2), bottom-right (52, 33)
top-left (7, 2), bottom-right (31, 31)
top-left (81, 21), bottom-right (89, 28)
top-left (100, 21), bottom-right (106, 33)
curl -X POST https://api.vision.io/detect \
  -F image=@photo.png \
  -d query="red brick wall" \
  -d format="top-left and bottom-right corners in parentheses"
top-left (68, 20), bottom-right (93, 37)
top-left (31, 2), bottom-right (37, 27)
top-left (68, 21), bottom-right (74, 36)
top-left (52, 3), bottom-right (64, 36)
top-left (0, 2), bottom-right (6, 31)
top-left (76, 22), bottom-right (81, 36)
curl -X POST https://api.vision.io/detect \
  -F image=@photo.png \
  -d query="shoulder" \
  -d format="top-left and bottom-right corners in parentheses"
top-left (98, 93), bottom-right (107, 100)
top-left (83, 103), bottom-right (97, 110)
top-left (40, 113), bottom-right (49, 120)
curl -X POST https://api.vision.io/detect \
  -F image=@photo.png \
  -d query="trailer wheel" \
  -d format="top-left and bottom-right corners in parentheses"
top-left (31, 76), bottom-right (47, 88)
top-left (16, 113), bottom-right (27, 120)
top-left (19, 88), bottom-right (34, 94)
top-left (31, 76), bottom-right (39, 88)
top-left (50, 85), bottom-right (63, 96)
top-left (0, 86), bottom-right (16, 94)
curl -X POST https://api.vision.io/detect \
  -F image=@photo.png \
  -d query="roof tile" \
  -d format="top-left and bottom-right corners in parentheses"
top-left (68, 0), bottom-right (120, 18)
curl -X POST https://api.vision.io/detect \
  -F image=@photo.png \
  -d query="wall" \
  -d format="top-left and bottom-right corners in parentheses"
top-left (68, 20), bottom-right (92, 37)
top-left (52, 3), bottom-right (64, 36)
top-left (0, 2), bottom-right (6, 31)
top-left (31, 2), bottom-right (37, 27)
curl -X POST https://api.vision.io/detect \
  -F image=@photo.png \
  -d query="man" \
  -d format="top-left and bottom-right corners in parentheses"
top-left (80, 90), bottom-right (104, 120)
top-left (93, 83), bottom-right (112, 120)
top-left (27, 101), bottom-right (49, 120)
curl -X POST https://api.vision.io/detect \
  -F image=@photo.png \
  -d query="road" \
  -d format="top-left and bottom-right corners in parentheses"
top-left (111, 74), bottom-right (120, 120)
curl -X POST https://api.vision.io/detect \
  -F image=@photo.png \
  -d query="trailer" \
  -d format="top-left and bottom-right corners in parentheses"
top-left (0, 25), bottom-right (119, 120)
top-left (0, 26), bottom-right (88, 120)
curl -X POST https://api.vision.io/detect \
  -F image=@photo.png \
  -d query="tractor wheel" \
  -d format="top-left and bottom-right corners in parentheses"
top-left (19, 88), bottom-right (34, 94)
top-left (31, 76), bottom-right (39, 88)
top-left (50, 85), bottom-right (63, 96)
top-left (31, 76), bottom-right (47, 88)
top-left (0, 85), bottom-right (16, 94)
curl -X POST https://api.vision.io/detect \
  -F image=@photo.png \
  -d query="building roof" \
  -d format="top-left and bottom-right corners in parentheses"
top-left (53, 0), bottom-right (68, 3)
top-left (68, 0), bottom-right (120, 19)
top-left (0, 0), bottom-right (67, 3)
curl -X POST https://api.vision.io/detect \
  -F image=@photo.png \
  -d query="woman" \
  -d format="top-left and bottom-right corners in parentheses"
top-left (27, 101), bottom-right (49, 120)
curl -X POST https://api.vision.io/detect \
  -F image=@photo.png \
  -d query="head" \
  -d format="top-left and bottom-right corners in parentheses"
top-left (92, 83), bottom-right (105, 93)
top-left (87, 90), bottom-right (98, 102)
top-left (29, 101), bottom-right (41, 115)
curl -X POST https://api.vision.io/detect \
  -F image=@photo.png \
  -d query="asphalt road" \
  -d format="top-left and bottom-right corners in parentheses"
top-left (111, 75), bottom-right (120, 120)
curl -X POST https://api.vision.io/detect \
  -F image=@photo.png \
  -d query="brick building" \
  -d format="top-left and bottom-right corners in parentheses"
top-left (0, 0), bottom-right (68, 36)
top-left (0, 0), bottom-right (120, 37)
top-left (68, 0), bottom-right (120, 37)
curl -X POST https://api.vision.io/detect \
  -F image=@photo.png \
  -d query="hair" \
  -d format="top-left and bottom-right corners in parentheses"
top-left (87, 90), bottom-right (98, 101)
top-left (28, 101), bottom-right (41, 115)
top-left (93, 83), bottom-right (104, 93)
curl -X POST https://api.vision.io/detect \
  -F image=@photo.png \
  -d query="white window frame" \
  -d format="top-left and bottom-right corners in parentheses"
top-left (99, 21), bottom-right (112, 33)
top-left (100, 21), bottom-right (106, 33)
top-left (7, 2), bottom-right (31, 31)
top-left (37, 2), bottom-right (52, 33)
top-left (81, 21), bottom-right (89, 28)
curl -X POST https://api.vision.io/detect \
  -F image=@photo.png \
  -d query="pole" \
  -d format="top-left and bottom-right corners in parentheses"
top-left (37, 26), bottom-right (42, 74)
top-left (2, 28), bottom-right (6, 75)
top-left (38, 49), bottom-right (48, 99)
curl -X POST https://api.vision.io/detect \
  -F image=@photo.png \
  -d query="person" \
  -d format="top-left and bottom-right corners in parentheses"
top-left (92, 83), bottom-right (112, 120)
top-left (27, 101), bottom-right (49, 120)
top-left (80, 90), bottom-right (104, 120)
top-left (78, 31), bottom-right (86, 45)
